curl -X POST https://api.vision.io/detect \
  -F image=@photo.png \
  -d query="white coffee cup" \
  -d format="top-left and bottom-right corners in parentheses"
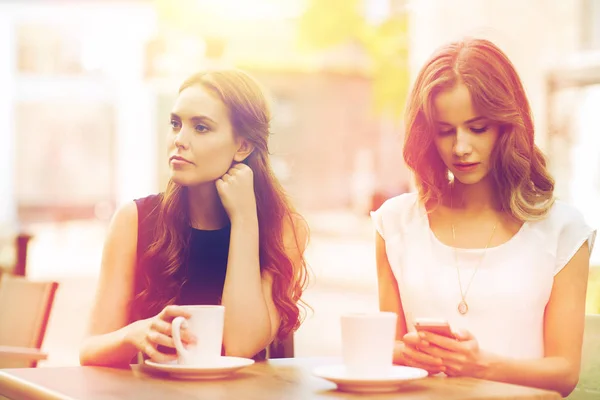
top-left (340, 312), bottom-right (397, 378)
top-left (171, 305), bottom-right (225, 366)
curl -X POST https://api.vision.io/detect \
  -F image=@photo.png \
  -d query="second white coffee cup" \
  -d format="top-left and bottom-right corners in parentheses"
top-left (171, 305), bottom-right (225, 366)
top-left (340, 312), bottom-right (397, 378)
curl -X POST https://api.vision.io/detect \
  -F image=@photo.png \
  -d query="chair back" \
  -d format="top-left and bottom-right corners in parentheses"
top-left (268, 334), bottom-right (294, 359)
top-left (0, 274), bottom-right (58, 368)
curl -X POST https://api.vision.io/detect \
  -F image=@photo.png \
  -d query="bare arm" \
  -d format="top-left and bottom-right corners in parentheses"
top-left (375, 232), bottom-right (408, 341)
top-left (79, 202), bottom-right (140, 366)
top-left (482, 242), bottom-right (590, 396)
top-left (221, 215), bottom-right (308, 358)
top-left (80, 201), bottom-right (193, 367)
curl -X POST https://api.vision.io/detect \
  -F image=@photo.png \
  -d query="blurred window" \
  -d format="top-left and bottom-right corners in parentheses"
top-left (17, 24), bottom-right (84, 76)
top-left (582, 0), bottom-right (600, 50)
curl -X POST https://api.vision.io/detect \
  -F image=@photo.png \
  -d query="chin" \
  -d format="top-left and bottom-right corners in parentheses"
top-left (170, 171), bottom-right (218, 187)
top-left (455, 178), bottom-right (482, 185)
top-left (170, 172), bottom-right (197, 187)
top-left (452, 172), bottom-right (490, 186)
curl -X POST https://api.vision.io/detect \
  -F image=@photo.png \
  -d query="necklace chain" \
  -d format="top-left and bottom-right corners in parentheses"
top-left (451, 192), bottom-right (497, 315)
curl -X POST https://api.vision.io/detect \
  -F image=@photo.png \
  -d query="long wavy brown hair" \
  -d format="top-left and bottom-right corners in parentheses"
top-left (135, 70), bottom-right (309, 339)
top-left (403, 38), bottom-right (554, 221)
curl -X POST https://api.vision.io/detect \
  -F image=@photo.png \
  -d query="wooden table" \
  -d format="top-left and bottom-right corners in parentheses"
top-left (0, 358), bottom-right (561, 400)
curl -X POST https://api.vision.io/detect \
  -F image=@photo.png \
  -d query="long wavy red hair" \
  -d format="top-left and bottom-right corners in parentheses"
top-left (136, 70), bottom-right (309, 338)
top-left (403, 38), bottom-right (554, 221)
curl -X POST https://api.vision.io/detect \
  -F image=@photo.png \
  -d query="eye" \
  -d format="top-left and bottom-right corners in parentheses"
top-left (195, 124), bottom-right (209, 133)
top-left (170, 119), bottom-right (181, 130)
top-left (438, 128), bottom-right (455, 136)
top-left (470, 125), bottom-right (489, 134)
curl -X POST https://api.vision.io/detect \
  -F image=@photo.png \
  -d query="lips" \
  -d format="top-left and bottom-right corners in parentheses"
top-left (453, 162), bottom-right (479, 172)
top-left (170, 155), bottom-right (194, 165)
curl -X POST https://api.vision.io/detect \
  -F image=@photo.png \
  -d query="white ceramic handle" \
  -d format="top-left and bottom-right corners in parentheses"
top-left (171, 316), bottom-right (188, 358)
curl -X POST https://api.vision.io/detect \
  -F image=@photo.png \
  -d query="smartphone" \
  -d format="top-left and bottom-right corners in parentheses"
top-left (413, 318), bottom-right (455, 339)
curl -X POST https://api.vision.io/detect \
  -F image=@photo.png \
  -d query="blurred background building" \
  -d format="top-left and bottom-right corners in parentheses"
top-left (0, 0), bottom-right (598, 366)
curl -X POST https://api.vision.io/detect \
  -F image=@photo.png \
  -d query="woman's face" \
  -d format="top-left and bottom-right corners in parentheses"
top-left (167, 85), bottom-right (244, 187)
top-left (432, 83), bottom-right (500, 185)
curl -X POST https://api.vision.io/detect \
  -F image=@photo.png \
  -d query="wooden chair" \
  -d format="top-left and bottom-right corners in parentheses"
top-left (267, 334), bottom-right (294, 359)
top-left (0, 274), bottom-right (58, 368)
top-left (0, 230), bottom-right (32, 277)
top-left (568, 314), bottom-right (600, 399)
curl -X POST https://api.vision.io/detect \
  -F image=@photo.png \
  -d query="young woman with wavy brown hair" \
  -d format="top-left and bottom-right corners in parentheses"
top-left (372, 38), bottom-right (595, 397)
top-left (80, 69), bottom-right (309, 367)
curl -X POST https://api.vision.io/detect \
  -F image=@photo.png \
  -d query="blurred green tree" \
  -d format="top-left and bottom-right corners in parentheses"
top-left (298, 0), bottom-right (410, 118)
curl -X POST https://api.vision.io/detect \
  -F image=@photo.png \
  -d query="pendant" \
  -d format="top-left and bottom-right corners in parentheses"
top-left (458, 300), bottom-right (469, 315)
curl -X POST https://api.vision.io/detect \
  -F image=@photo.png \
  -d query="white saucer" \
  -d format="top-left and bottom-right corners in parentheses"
top-left (313, 364), bottom-right (428, 393)
top-left (144, 356), bottom-right (254, 380)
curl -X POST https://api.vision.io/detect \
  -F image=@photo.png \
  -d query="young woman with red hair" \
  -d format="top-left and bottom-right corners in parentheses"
top-left (80, 69), bottom-right (309, 366)
top-left (372, 38), bottom-right (595, 397)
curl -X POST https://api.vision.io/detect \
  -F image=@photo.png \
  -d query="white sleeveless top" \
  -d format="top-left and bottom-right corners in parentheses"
top-left (371, 192), bottom-right (596, 359)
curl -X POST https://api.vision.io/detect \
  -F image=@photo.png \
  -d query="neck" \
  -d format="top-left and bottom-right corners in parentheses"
top-left (449, 176), bottom-right (500, 213)
top-left (186, 183), bottom-right (229, 230)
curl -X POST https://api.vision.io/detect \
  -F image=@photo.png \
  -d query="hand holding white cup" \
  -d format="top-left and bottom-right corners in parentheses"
top-left (171, 305), bottom-right (225, 366)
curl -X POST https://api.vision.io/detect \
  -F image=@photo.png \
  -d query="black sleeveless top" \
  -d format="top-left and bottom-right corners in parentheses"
top-left (131, 194), bottom-right (230, 322)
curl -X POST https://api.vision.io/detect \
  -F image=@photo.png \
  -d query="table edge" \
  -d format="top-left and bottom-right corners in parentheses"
top-left (0, 371), bottom-right (74, 400)
top-left (0, 360), bottom-right (564, 400)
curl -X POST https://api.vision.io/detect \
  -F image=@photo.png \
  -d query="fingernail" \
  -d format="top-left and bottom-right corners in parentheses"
top-left (421, 340), bottom-right (429, 346)
top-left (418, 332), bottom-right (426, 339)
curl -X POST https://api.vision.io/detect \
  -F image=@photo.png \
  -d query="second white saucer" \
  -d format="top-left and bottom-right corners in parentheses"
top-left (313, 364), bottom-right (428, 393)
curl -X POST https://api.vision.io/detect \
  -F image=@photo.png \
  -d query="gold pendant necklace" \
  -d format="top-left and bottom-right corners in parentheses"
top-left (451, 195), bottom-right (497, 315)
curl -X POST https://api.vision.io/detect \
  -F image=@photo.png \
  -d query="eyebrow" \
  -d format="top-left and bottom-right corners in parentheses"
top-left (436, 116), bottom-right (487, 125)
top-left (170, 112), bottom-right (217, 125)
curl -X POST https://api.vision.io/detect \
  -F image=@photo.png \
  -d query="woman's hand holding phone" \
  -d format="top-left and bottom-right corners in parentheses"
top-left (413, 318), bottom-right (456, 339)
top-left (411, 319), bottom-right (495, 378)
top-left (400, 331), bottom-right (446, 375)
top-left (396, 319), bottom-right (448, 375)
top-left (396, 318), bottom-right (452, 375)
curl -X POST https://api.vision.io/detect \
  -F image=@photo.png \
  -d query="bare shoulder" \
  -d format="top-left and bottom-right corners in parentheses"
top-left (101, 201), bottom-right (139, 272)
top-left (107, 201), bottom-right (138, 240)
top-left (112, 201), bottom-right (139, 225)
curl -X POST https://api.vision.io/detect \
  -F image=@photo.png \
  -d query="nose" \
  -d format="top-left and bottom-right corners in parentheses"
top-left (174, 129), bottom-right (190, 150)
top-left (453, 128), bottom-right (472, 158)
